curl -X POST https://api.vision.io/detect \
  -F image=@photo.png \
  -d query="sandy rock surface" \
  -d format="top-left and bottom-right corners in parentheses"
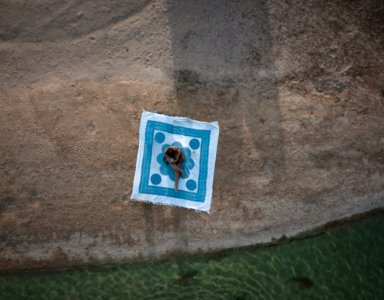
top-left (0, 0), bottom-right (383, 270)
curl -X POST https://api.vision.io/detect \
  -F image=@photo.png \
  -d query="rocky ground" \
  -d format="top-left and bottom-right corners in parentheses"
top-left (0, 0), bottom-right (383, 270)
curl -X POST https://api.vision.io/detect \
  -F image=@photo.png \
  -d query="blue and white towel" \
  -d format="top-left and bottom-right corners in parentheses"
top-left (131, 111), bottom-right (219, 212)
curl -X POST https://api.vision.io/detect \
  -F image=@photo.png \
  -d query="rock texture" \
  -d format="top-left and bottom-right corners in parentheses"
top-left (0, 0), bottom-right (383, 270)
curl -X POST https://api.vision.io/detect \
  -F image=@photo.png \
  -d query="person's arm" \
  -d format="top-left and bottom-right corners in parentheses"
top-left (174, 149), bottom-right (180, 162)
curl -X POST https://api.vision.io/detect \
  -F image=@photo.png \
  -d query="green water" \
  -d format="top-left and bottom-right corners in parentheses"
top-left (1, 214), bottom-right (383, 300)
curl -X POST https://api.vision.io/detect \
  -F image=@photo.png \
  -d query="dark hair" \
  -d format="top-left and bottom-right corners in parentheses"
top-left (166, 148), bottom-right (177, 158)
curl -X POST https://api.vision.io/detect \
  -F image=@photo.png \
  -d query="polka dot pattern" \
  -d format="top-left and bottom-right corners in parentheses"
top-left (189, 139), bottom-right (200, 150)
top-left (150, 174), bottom-right (162, 185)
top-left (155, 132), bottom-right (165, 143)
top-left (186, 180), bottom-right (197, 191)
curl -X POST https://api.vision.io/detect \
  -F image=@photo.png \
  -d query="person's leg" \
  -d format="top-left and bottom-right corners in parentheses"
top-left (169, 164), bottom-right (184, 191)
top-left (170, 163), bottom-right (184, 177)
top-left (174, 170), bottom-right (179, 192)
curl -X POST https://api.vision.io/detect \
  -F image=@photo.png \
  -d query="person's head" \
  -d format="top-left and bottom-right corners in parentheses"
top-left (165, 147), bottom-right (177, 159)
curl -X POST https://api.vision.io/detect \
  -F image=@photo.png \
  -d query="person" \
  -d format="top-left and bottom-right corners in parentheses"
top-left (163, 146), bottom-right (184, 192)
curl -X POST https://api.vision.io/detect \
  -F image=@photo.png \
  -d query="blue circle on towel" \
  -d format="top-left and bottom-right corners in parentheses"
top-left (162, 143), bottom-right (170, 152)
top-left (189, 139), bottom-right (200, 150)
top-left (186, 179), bottom-right (197, 191)
top-left (150, 174), bottom-right (162, 185)
top-left (172, 141), bottom-right (182, 148)
top-left (155, 132), bottom-right (165, 143)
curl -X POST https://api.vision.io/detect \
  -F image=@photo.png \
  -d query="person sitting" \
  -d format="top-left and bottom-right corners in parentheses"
top-left (163, 146), bottom-right (184, 191)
